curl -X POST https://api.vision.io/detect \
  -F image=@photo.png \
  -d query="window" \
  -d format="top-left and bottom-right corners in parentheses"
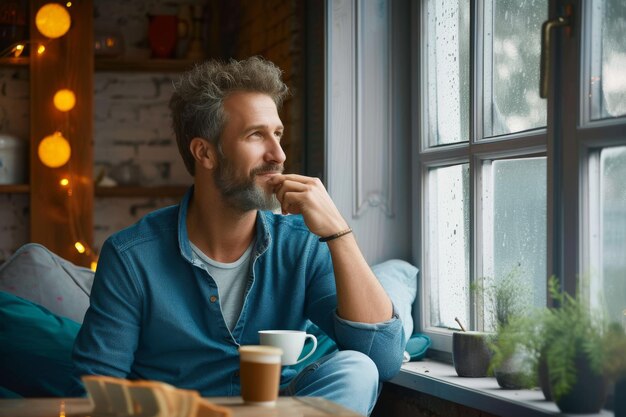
top-left (577, 0), bottom-right (626, 327)
top-left (416, 0), bottom-right (626, 350)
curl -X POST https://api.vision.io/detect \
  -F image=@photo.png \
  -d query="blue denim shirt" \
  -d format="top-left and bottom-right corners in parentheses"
top-left (73, 187), bottom-right (404, 395)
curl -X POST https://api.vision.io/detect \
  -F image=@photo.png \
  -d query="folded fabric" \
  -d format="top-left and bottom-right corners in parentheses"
top-left (0, 291), bottom-right (83, 397)
top-left (0, 243), bottom-right (94, 323)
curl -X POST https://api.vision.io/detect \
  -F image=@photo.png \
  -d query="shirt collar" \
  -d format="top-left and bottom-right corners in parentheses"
top-left (178, 185), bottom-right (272, 263)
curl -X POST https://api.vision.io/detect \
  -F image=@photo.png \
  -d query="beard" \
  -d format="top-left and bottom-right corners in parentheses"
top-left (213, 154), bottom-right (283, 212)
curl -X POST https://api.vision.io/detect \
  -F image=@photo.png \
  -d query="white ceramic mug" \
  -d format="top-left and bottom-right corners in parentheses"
top-left (258, 330), bottom-right (318, 365)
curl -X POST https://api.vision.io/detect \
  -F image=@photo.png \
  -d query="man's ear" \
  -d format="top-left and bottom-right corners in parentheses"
top-left (189, 137), bottom-right (217, 170)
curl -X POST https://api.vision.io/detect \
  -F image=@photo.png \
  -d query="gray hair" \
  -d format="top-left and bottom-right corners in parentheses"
top-left (169, 56), bottom-right (289, 175)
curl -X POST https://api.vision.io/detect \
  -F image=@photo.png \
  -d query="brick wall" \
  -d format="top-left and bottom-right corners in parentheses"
top-left (209, 0), bottom-right (306, 174)
top-left (372, 383), bottom-right (501, 417)
top-left (0, 67), bottom-right (29, 261)
top-left (0, 0), bottom-right (307, 259)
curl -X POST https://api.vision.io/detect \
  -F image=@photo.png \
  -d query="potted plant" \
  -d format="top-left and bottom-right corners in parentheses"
top-left (541, 276), bottom-right (626, 414)
top-left (474, 267), bottom-right (536, 389)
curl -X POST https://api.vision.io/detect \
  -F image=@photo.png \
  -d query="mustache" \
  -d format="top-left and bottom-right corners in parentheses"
top-left (250, 164), bottom-right (284, 176)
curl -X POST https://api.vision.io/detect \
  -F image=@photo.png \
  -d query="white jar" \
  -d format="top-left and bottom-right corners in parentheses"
top-left (0, 134), bottom-right (27, 184)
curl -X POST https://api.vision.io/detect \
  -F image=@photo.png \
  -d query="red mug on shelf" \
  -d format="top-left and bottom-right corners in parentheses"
top-left (148, 14), bottom-right (177, 59)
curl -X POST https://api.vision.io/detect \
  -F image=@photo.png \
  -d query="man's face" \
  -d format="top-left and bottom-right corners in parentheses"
top-left (213, 91), bottom-right (286, 212)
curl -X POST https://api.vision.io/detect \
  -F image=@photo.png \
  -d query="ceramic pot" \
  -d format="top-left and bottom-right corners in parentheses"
top-left (148, 15), bottom-right (177, 58)
top-left (554, 353), bottom-right (606, 414)
top-left (452, 331), bottom-right (493, 377)
top-left (538, 352), bottom-right (552, 401)
top-left (614, 377), bottom-right (625, 417)
top-left (493, 347), bottom-right (533, 389)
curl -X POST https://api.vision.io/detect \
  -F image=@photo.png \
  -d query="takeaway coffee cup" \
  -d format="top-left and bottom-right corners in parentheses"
top-left (258, 330), bottom-right (318, 366)
top-left (238, 345), bottom-right (282, 406)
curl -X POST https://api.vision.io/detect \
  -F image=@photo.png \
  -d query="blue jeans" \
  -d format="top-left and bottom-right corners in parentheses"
top-left (282, 350), bottom-right (380, 416)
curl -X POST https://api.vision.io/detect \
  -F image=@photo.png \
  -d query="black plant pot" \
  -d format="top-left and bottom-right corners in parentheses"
top-left (538, 353), bottom-right (552, 401)
top-left (615, 377), bottom-right (626, 417)
top-left (554, 355), bottom-right (606, 414)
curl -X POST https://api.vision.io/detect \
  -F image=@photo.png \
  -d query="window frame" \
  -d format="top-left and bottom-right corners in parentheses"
top-left (414, 0), bottom-right (550, 352)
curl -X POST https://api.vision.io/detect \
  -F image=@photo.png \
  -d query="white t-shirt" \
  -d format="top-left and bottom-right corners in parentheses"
top-left (189, 241), bottom-right (254, 332)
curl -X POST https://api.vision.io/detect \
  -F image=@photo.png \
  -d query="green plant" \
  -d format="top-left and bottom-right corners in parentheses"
top-left (472, 266), bottom-right (537, 388)
top-left (472, 265), bottom-right (531, 331)
top-left (542, 276), bottom-right (626, 401)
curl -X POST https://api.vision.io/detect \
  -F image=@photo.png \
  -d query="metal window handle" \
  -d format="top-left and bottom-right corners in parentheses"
top-left (540, 15), bottom-right (571, 98)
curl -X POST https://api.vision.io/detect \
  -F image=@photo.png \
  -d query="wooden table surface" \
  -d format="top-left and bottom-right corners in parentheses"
top-left (0, 396), bottom-right (363, 417)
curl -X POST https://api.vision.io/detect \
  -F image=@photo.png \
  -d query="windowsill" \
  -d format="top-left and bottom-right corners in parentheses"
top-left (390, 359), bottom-right (614, 417)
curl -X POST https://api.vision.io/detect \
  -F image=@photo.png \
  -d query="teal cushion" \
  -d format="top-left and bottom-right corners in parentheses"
top-left (0, 291), bottom-right (82, 397)
top-left (405, 333), bottom-right (431, 361)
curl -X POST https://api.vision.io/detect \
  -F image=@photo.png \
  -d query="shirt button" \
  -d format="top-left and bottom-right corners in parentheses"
top-left (210, 295), bottom-right (218, 303)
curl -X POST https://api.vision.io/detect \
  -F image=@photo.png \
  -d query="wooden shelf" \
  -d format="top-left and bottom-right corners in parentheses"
top-left (95, 58), bottom-right (198, 72)
top-left (0, 57), bottom-right (29, 67)
top-left (0, 184), bottom-right (30, 193)
top-left (95, 185), bottom-right (189, 198)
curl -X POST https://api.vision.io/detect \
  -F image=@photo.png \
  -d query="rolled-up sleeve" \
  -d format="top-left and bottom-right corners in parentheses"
top-left (332, 303), bottom-right (405, 381)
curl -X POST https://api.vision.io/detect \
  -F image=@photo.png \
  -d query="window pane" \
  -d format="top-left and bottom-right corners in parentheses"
top-left (593, 147), bottom-right (626, 326)
top-left (427, 164), bottom-right (470, 329)
top-left (424, 0), bottom-right (470, 146)
top-left (589, 0), bottom-right (626, 120)
top-left (480, 157), bottom-right (547, 330)
top-left (483, 0), bottom-right (547, 137)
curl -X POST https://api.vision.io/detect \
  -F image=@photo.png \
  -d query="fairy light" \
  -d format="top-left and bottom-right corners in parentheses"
top-left (12, 44), bottom-right (25, 57)
top-left (38, 131), bottom-right (71, 168)
top-left (53, 89), bottom-right (76, 112)
top-left (90, 261), bottom-right (98, 271)
top-left (59, 178), bottom-right (70, 187)
top-left (36, 3), bottom-right (71, 39)
top-left (37, 44), bottom-right (46, 54)
top-left (74, 242), bottom-right (86, 254)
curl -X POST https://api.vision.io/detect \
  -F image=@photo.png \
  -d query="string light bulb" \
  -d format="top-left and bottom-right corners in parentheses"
top-left (90, 261), bottom-right (98, 271)
top-left (38, 131), bottom-right (71, 168)
top-left (12, 44), bottom-right (25, 57)
top-left (36, 3), bottom-right (71, 39)
top-left (59, 178), bottom-right (70, 186)
top-left (74, 241), bottom-right (86, 254)
top-left (53, 89), bottom-right (76, 111)
top-left (37, 44), bottom-right (46, 55)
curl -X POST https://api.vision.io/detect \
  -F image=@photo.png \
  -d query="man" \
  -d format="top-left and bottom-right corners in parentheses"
top-left (73, 57), bottom-right (404, 415)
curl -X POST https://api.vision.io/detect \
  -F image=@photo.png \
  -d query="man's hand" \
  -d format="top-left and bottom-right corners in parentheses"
top-left (267, 174), bottom-right (348, 238)
top-left (269, 173), bottom-right (393, 323)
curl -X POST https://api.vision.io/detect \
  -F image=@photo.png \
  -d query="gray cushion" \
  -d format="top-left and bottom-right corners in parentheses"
top-left (0, 243), bottom-right (94, 323)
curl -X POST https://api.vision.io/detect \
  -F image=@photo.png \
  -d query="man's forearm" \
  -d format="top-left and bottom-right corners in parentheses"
top-left (326, 233), bottom-right (393, 323)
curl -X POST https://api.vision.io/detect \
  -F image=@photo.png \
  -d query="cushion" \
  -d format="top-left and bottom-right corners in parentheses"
top-left (372, 259), bottom-right (418, 341)
top-left (0, 243), bottom-right (94, 323)
top-left (0, 291), bottom-right (83, 397)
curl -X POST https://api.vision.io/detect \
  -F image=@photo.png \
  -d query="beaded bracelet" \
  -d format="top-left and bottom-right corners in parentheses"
top-left (319, 228), bottom-right (353, 243)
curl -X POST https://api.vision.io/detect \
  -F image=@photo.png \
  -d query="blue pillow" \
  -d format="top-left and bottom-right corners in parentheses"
top-left (371, 259), bottom-right (418, 341)
top-left (0, 291), bottom-right (83, 397)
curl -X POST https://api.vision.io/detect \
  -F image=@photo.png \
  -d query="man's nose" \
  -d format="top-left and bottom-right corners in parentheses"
top-left (265, 138), bottom-right (286, 165)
